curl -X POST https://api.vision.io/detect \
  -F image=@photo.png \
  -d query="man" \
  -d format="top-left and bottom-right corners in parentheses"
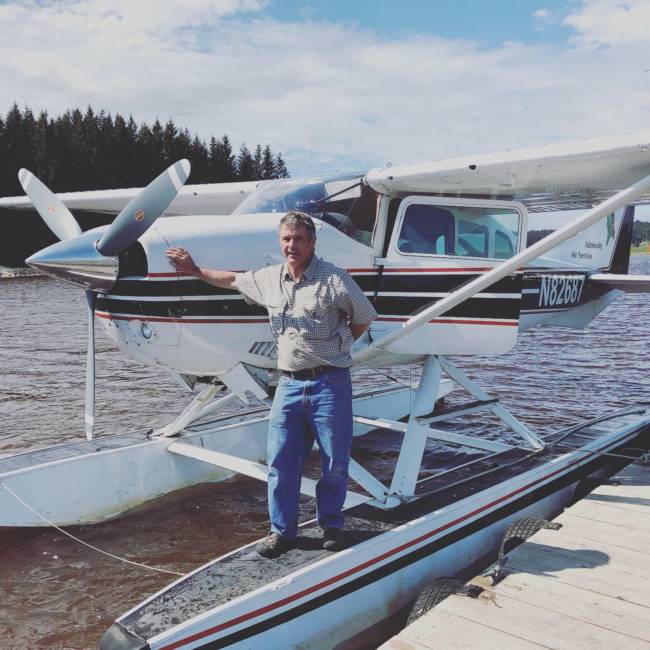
top-left (166, 211), bottom-right (377, 558)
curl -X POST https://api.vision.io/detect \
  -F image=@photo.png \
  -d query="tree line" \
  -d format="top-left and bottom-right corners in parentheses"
top-left (528, 221), bottom-right (650, 248)
top-left (632, 220), bottom-right (650, 245)
top-left (0, 103), bottom-right (290, 197)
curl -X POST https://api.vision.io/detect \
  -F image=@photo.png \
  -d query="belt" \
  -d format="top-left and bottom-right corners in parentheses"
top-left (279, 365), bottom-right (333, 380)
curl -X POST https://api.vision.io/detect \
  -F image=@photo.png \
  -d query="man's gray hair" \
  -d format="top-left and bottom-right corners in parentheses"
top-left (279, 211), bottom-right (316, 239)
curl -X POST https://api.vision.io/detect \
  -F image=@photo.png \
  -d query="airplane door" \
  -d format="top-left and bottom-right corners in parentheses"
top-left (374, 196), bottom-right (526, 355)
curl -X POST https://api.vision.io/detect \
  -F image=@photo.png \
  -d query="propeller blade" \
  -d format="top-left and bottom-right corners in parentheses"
top-left (18, 168), bottom-right (82, 241)
top-left (96, 159), bottom-right (191, 257)
top-left (85, 290), bottom-right (96, 441)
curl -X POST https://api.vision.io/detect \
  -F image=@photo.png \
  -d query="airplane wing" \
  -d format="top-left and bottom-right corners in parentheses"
top-left (366, 132), bottom-right (650, 212)
top-left (0, 180), bottom-right (261, 216)
top-left (589, 273), bottom-right (650, 293)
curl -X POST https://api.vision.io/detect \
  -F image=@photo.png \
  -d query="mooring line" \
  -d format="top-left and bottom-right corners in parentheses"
top-left (0, 481), bottom-right (184, 577)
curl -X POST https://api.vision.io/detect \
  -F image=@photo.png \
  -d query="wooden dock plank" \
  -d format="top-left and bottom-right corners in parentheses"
top-left (476, 570), bottom-right (650, 640)
top-left (381, 610), bottom-right (551, 650)
top-left (506, 541), bottom-right (650, 607)
top-left (383, 462), bottom-right (650, 649)
top-left (553, 512), bottom-right (650, 550)
top-left (583, 491), bottom-right (650, 514)
top-left (436, 589), bottom-right (650, 650)
top-left (566, 499), bottom-right (650, 531)
top-left (526, 528), bottom-right (650, 576)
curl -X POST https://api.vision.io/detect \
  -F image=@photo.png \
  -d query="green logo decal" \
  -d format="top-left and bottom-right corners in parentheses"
top-left (606, 212), bottom-right (615, 245)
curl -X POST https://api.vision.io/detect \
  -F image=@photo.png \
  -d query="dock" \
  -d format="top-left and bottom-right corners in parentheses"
top-left (381, 461), bottom-right (650, 650)
top-left (0, 265), bottom-right (41, 278)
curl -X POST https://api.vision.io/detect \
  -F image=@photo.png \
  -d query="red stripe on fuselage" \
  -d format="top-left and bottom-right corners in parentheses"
top-left (143, 268), bottom-right (510, 279)
top-left (95, 312), bottom-right (268, 324)
top-left (376, 317), bottom-right (518, 327)
top-left (95, 312), bottom-right (515, 327)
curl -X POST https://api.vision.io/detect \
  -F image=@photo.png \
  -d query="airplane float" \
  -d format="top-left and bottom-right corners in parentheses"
top-left (1, 133), bottom-right (650, 649)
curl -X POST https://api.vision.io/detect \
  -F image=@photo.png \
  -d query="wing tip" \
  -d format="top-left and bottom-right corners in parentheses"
top-left (179, 159), bottom-right (191, 182)
top-left (18, 168), bottom-right (32, 189)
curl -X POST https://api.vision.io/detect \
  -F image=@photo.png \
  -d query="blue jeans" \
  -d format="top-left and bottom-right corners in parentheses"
top-left (267, 366), bottom-right (353, 539)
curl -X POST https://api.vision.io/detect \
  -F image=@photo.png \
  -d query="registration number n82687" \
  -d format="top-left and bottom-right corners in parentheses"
top-left (538, 274), bottom-right (585, 308)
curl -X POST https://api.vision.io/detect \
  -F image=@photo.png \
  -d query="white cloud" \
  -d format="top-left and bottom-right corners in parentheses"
top-left (1, 0), bottom-right (649, 176)
top-left (563, 0), bottom-right (650, 45)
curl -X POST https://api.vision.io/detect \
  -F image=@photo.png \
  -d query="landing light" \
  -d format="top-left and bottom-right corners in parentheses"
top-left (141, 323), bottom-right (153, 340)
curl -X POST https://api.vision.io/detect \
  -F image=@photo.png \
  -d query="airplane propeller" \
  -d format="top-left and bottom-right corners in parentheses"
top-left (96, 159), bottom-right (191, 256)
top-left (18, 169), bottom-right (82, 240)
top-left (20, 160), bottom-right (192, 440)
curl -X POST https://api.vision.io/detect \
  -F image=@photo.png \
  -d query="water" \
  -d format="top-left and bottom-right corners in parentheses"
top-left (1, 256), bottom-right (649, 649)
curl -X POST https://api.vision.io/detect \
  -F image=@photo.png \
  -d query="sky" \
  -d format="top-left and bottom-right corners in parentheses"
top-left (1, 0), bottom-right (650, 224)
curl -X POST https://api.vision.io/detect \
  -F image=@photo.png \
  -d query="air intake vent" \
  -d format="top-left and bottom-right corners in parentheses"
top-left (249, 341), bottom-right (277, 358)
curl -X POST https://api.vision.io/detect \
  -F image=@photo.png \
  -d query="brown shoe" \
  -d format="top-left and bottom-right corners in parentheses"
top-left (322, 527), bottom-right (346, 551)
top-left (256, 533), bottom-right (293, 558)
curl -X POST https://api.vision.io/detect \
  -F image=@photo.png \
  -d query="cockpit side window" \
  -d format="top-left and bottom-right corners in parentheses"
top-left (397, 205), bottom-right (455, 255)
top-left (396, 201), bottom-right (521, 260)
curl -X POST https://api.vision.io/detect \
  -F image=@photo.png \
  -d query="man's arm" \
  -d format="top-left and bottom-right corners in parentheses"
top-left (337, 270), bottom-right (378, 340)
top-left (166, 247), bottom-right (237, 289)
top-left (350, 323), bottom-right (370, 340)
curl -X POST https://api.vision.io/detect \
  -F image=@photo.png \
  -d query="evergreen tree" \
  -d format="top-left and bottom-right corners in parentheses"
top-left (210, 135), bottom-right (236, 181)
top-left (253, 144), bottom-right (263, 180)
top-left (110, 113), bottom-right (138, 187)
top-left (189, 135), bottom-right (209, 183)
top-left (4, 104), bottom-right (34, 194)
top-left (0, 116), bottom-right (6, 196)
top-left (83, 106), bottom-right (101, 189)
top-left (237, 143), bottom-right (255, 180)
top-left (149, 119), bottom-right (166, 176)
top-left (261, 145), bottom-right (275, 179)
top-left (96, 111), bottom-right (115, 187)
top-left (274, 153), bottom-right (289, 178)
top-left (162, 119), bottom-right (178, 164)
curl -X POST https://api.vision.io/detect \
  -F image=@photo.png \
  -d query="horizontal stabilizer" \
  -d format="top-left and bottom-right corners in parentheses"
top-left (589, 273), bottom-right (650, 293)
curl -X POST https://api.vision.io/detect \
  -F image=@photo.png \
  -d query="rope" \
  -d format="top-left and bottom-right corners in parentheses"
top-left (0, 481), bottom-right (184, 577)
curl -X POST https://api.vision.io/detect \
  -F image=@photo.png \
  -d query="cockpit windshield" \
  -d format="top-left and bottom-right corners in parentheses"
top-left (233, 173), bottom-right (378, 246)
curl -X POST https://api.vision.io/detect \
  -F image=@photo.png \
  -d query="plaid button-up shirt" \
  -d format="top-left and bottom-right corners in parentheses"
top-left (234, 255), bottom-right (377, 371)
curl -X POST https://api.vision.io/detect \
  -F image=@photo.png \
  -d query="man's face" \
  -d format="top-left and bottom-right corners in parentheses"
top-left (279, 224), bottom-right (316, 267)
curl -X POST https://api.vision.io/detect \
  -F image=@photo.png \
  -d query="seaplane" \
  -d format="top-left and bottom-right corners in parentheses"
top-left (2, 132), bottom-right (650, 649)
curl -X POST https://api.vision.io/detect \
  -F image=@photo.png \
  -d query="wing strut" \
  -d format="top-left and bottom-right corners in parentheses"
top-left (354, 172), bottom-right (650, 364)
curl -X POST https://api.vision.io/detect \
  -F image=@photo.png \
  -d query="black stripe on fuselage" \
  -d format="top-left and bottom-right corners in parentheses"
top-left (97, 295), bottom-right (519, 321)
top-left (96, 297), bottom-right (267, 319)
top-left (374, 296), bottom-right (520, 320)
top-left (378, 274), bottom-right (521, 294)
top-left (186, 431), bottom-right (647, 649)
top-left (103, 274), bottom-right (522, 321)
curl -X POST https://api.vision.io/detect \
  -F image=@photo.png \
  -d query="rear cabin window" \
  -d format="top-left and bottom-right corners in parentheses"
top-left (396, 203), bottom-right (520, 260)
top-left (495, 230), bottom-right (515, 259)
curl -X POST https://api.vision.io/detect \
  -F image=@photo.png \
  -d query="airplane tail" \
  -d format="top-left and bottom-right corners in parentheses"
top-left (589, 204), bottom-right (650, 294)
top-left (607, 205), bottom-right (635, 273)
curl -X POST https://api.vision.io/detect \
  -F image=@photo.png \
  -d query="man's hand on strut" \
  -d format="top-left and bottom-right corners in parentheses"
top-left (166, 247), bottom-right (199, 276)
